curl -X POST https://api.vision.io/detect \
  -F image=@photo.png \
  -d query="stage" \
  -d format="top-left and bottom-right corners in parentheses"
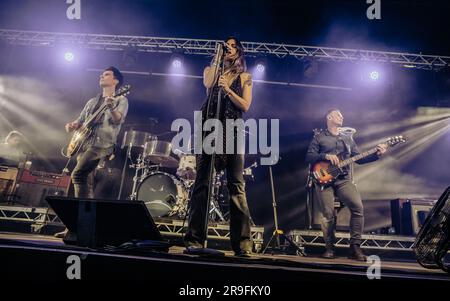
top-left (1, 0), bottom-right (450, 290)
top-left (0, 232), bottom-right (448, 282)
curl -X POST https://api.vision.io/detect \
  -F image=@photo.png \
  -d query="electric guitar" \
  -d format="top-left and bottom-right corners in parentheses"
top-left (310, 135), bottom-right (406, 186)
top-left (62, 85), bottom-right (131, 158)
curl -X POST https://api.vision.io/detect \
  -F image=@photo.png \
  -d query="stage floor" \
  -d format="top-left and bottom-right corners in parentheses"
top-left (0, 231), bottom-right (448, 281)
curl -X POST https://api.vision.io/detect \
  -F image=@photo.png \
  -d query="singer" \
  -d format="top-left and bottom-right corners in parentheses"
top-left (184, 37), bottom-right (254, 257)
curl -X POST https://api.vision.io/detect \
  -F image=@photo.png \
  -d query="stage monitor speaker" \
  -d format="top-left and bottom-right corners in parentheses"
top-left (46, 196), bottom-right (164, 249)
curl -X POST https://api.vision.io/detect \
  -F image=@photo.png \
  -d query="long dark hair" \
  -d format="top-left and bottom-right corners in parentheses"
top-left (224, 37), bottom-right (247, 75)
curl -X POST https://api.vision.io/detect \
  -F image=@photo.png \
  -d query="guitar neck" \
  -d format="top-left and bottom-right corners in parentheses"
top-left (84, 102), bottom-right (107, 127)
top-left (337, 147), bottom-right (378, 168)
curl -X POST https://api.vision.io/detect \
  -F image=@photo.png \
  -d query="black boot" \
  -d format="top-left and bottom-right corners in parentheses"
top-left (348, 244), bottom-right (366, 261)
top-left (322, 246), bottom-right (335, 259)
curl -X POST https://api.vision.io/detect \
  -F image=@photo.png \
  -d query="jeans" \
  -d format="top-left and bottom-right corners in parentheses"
top-left (314, 178), bottom-right (364, 247)
top-left (71, 145), bottom-right (113, 198)
top-left (184, 153), bottom-right (252, 253)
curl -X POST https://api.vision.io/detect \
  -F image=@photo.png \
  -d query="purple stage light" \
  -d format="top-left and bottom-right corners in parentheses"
top-left (256, 63), bottom-right (265, 73)
top-left (64, 52), bottom-right (74, 62)
top-left (172, 58), bottom-right (182, 69)
top-left (370, 71), bottom-right (379, 80)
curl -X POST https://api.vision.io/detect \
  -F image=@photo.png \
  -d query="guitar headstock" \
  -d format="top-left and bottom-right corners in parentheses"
top-left (313, 128), bottom-right (324, 136)
top-left (115, 84), bottom-right (131, 97)
top-left (385, 135), bottom-right (406, 147)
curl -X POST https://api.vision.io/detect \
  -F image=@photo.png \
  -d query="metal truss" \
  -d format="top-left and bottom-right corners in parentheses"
top-left (155, 218), bottom-right (265, 252)
top-left (1, 29), bottom-right (449, 70)
top-left (0, 205), bottom-right (265, 252)
top-left (0, 205), bottom-right (62, 233)
top-left (288, 230), bottom-right (416, 251)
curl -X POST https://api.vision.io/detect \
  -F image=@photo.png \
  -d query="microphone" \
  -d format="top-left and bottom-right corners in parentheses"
top-left (214, 42), bottom-right (229, 60)
top-left (220, 42), bottom-right (231, 52)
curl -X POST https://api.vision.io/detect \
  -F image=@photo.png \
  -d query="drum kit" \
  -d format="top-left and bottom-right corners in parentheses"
top-left (121, 130), bottom-right (258, 222)
top-left (121, 130), bottom-right (191, 219)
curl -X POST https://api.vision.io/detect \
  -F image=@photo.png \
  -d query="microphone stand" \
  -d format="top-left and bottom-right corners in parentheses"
top-left (184, 42), bottom-right (225, 256)
top-left (305, 165), bottom-right (313, 229)
top-left (262, 163), bottom-right (306, 256)
top-left (117, 141), bottom-right (131, 200)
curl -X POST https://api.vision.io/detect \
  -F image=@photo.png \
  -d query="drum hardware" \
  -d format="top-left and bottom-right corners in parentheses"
top-left (183, 170), bottom-right (226, 223)
top-left (129, 154), bottom-right (148, 201)
top-left (118, 130), bottom-right (156, 199)
top-left (125, 135), bottom-right (260, 222)
top-left (206, 171), bottom-right (227, 223)
top-left (243, 161), bottom-right (258, 180)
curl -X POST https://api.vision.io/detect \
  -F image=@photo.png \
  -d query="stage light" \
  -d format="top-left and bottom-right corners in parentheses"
top-left (122, 46), bottom-right (138, 67)
top-left (370, 71), bottom-right (380, 80)
top-left (256, 63), bottom-right (265, 73)
top-left (169, 52), bottom-right (185, 74)
top-left (64, 52), bottom-right (74, 62)
top-left (303, 57), bottom-right (318, 79)
top-left (172, 58), bottom-right (183, 69)
top-left (252, 57), bottom-right (267, 78)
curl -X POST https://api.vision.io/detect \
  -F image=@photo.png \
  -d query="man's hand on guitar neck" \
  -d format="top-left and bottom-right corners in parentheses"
top-left (105, 96), bottom-right (115, 109)
top-left (325, 154), bottom-right (340, 165)
top-left (105, 96), bottom-right (123, 123)
top-left (376, 143), bottom-right (388, 156)
top-left (65, 121), bottom-right (80, 133)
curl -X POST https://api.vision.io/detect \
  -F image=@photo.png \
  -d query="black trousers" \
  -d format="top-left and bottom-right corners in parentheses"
top-left (71, 145), bottom-right (113, 198)
top-left (184, 153), bottom-right (252, 253)
top-left (314, 178), bottom-right (364, 247)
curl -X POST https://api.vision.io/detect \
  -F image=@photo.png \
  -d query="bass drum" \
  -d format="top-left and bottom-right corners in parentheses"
top-left (136, 172), bottom-right (188, 218)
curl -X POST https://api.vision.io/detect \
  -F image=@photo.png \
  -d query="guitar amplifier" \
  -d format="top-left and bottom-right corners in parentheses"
top-left (0, 166), bottom-right (19, 202)
top-left (391, 198), bottom-right (436, 235)
top-left (15, 170), bottom-right (71, 207)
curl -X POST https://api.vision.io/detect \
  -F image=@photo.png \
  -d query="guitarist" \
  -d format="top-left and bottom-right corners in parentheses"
top-left (65, 66), bottom-right (128, 199)
top-left (305, 109), bottom-right (387, 260)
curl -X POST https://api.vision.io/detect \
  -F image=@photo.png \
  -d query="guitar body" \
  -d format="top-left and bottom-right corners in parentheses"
top-left (310, 135), bottom-right (406, 186)
top-left (65, 126), bottom-right (93, 157)
top-left (311, 161), bottom-right (340, 185)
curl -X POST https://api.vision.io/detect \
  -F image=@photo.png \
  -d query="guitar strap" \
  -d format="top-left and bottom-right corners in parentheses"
top-left (82, 94), bottom-right (103, 148)
top-left (87, 94), bottom-right (118, 157)
top-left (339, 133), bottom-right (352, 157)
top-left (341, 134), bottom-right (354, 181)
top-left (89, 94), bottom-right (103, 120)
